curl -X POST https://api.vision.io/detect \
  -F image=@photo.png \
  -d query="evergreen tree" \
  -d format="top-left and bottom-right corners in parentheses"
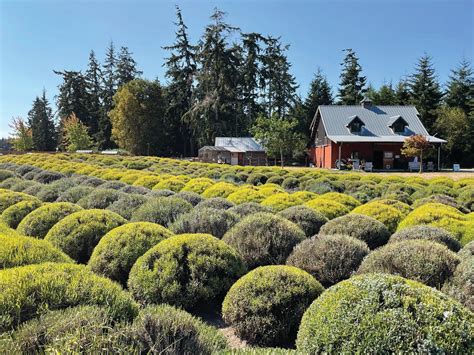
top-left (185, 8), bottom-right (241, 146)
top-left (116, 46), bottom-right (142, 88)
top-left (163, 5), bottom-right (198, 155)
top-left (445, 59), bottom-right (473, 115)
top-left (301, 69), bottom-right (332, 134)
top-left (54, 70), bottom-right (91, 125)
top-left (260, 36), bottom-right (298, 118)
top-left (28, 90), bottom-right (56, 151)
top-left (84, 50), bottom-right (102, 136)
top-left (395, 79), bottom-right (411, 105)
top-left (338, 49), bottom-right (367, 104)
top-left (98, 42), bottom-right (117, 149)
top-left (408, 54), bottom-right (443, 131)
top-left (367, 82), bottom-right (397, 105)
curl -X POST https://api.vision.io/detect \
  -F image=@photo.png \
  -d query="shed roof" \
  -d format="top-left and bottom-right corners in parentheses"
top-left (214, 137), bottom-right (265, 152)
top-left (312, 105), bottom-right (446, 144)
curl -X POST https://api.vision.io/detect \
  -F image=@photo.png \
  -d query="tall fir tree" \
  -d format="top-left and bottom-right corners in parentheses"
top-left (84, 50), bottom-right (102, 136)
top-left (301, 69), bottom-right (332, 133)
top-left (445, 59), bottom-right (473, 115)
top-left (163, 5), bottom-right (198, 156)
top-left (28, 90), bottom-right (56, 151)
top-left (54, 70), bottom-right (91, 125)
top-left (408, 54), bottom-right (443, 131)
top-left (98, 42), bottom-right (117, 149)
top-left (116, 46), bottom-right (142, 88)
top-left (260, 36), bottom-right (298, 118)
top-left (338, 49), bottom-right (367, 104)
top-left (185, 8), bottom-right (241, 146)
top-left (367, 82), bottom-right (397, 105)
top-left (395, 79), bottom-right (411, 105)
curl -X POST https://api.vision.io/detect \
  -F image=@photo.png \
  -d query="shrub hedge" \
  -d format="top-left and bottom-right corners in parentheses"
top-left (351, 201), bottom-right (402, 233)
top-left (277, 205), bottom-right (327, 237)
top-left (223, 213), bottom-right (306, 269)
top-left (389, 225), bottom-right (461, 252)
top-left (88, 222), bottom-right (174, 285)
top-left (195, 197), bottom-right (235, 210)
top-left (227, 202), bottom-right (271, 218)
top-left (0, 191), bottom-right (39, 214)
top-left (17, 202), bottom-right (83, 239)
top-left (296, 273), bottom-right (473, 353)
top-left (128, 233), bottom-right (246, 309)
top-left (304, 199), bottom-right (350, 220)
top-left (357, 240), bottom-right (460, 288)
top-left (77, 188), bottom-right (124, 209)
top-left (45, 209), bottom-right (127, 263)
top-left (0, 263), bottom-right (138, 331)
top-left (1, 199), bottom-right (42, 228)
top-left (222, 265), bottom-right (323, 347)
top-left (261, 193), bottom-right (303, 212)
top-left (287, 234), bottom-right (369, 286)
top-left (131, 196), bottom-right (193, 227)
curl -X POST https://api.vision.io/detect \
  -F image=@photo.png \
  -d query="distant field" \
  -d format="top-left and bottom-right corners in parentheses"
top-left (0, 153), bottom-right (473, 352)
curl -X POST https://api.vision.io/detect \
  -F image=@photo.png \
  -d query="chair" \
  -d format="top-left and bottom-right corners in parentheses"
top-left (408, 161), bottom-right (420, 172)
top-left (364, 162), bottom-right (373, 172)
top-left (427, 162), bottom-right (434, 171)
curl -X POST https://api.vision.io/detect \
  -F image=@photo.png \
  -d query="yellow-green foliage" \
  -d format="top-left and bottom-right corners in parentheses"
top-left (132, 175), bottom-right (162, 189)
top-left (17, 202), bottom-right (83, 239)
top-left (375, 199), bottom-right (412, 217)
top-left (45, 209), bottom-right (127, 263)
top-left (181, 178), bottom-right (215, 194)
top-left (0, 234), bottom-right (73, 268)
top-left (1, 199), bottom-right (42, 228)
top-left (0, 263), bottom-right (138, 331)
top-left (398, 203), bottom-right (474, 245)
top-left (296, 274), bottom-right (473, 353)
top-left (291, 191), bottom-right (318, 202)
top-left (153, 176), bottom-right (187, 192)
top-left (222, 265), bottom-right (323, 347)
top-left (88, 222), bottom-right (174, 285)
top-left (352, 201), bottom-right (402, 233)
top-left (305, 199), bottom-right (350, 220)
top-left (261, 193), bottom-right (303, 212)
top-left (120, 172), bottom-right (146, 184)
top-left (202, 182), bottom-right (238, 198)
top-left (257, 184), bottom-right (285, 198)
top-left (317, 192), bottom-right (361, 210)
top-left (227, 187), bottom-right (265, 204)
top-left (128, 233), bottom-right (246, 309)
top-left (0, 191), bottom-right (40, 214)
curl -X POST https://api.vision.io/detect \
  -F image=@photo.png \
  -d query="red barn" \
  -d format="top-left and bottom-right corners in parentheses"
top-left (309, 98), bottom-right (446, 170)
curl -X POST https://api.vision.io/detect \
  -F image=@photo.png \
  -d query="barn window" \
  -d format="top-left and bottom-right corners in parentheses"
top-left (346, 116), bottom-right (365, 134)
top-left (389, 116), bottom-right (408, 134)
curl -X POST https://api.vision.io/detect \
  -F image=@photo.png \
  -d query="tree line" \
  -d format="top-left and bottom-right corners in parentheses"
top-left (8, 6), bottom-right (474, 166)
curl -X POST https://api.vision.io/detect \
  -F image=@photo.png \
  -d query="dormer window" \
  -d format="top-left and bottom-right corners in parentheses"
top-left (388, 115), bottom-right (408, 134)
top-left (346, 115), bottom-right (365, 133)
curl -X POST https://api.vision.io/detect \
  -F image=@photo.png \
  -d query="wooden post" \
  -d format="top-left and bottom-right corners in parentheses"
top-left (437, 144), bottom-right (441, 171)
top-left (338, 143), bottom-right (342, 170)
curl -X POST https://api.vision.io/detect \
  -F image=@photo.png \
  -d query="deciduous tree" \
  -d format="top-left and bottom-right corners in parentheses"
top-left (401, 134), bottom-right (432, 173)
top-left (61, 113), bottom-right (94, 152)
top-left (9, 117), bottom-right (33, 151)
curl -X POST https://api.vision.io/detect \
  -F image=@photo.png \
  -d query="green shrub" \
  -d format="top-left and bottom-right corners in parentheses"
top-left (247, 173), bottom-right (267, 186)
top-left (228, 202), bottom-right (272, 218)
top-left (33, 170), bottom-right (65, 184)
top-left (1, 200), bottom-right (42, 228)
top-left (170, 207), bottom-right (240, 239)
top-left (45, 209), bottom-right (126, 263)
top-left (146, 188), bottom-right (175, 198)
top-left (0, 169), bottom-right (16, 182)
top-left (413, 194), bottom-right (465, 211)
top-left (122, 305), bottom-right (229, 354)
top-left (442, 249), bottom-right (473, 311)
top-left (296, 273), bottom-right (473, 354)
top-left (0, 234), bottom-right (73, 268)
top-left (389, 225), bottom-right (461, 252)
top-left (277, 205), bottom-right (328, 237)
top-left (120, 184), bottom-right (149, 195)
top-left (17, 202), bottom-right (83, 239)
top-left (357, 240), bottom-right (460, 288)
top-left (56, 185), bottom-right (94, 203)
top-left (373, 198), bottom-right (411, 217)
top-left (107, 193), bottom-right (148, 219)
top-left (131, 196), bottom-right (193, 227)
top-left (0, 177), bottom-right (24, 189)
top-left (281, 177), bottom-right (300, 190)
top-left (9, 180), bottom-right (38, 192)
top-left (266, 175), bottom-right (284, 185)
top-left (77, 188), bottom-right (124, 209)
top-left (153, 176), bottom-right (186, 192)
top-left (223, 213), bottom-right (305, 269)
top-left (0, 191), bottom-right (39, 214)
top-left (181, 178), bottom-right (215, 194)
top-left (258, 184), bottom-right (285, 197)
top-left (227, 187), bottom-right (265, 204)
top-left (0, 263), bottom-right (138, 332)
top-left (128, 233), bottom-right (246, 309)
top-left (34, 184), bottom-right (64, 202)
top-left (132, 175), bottom-right (162, 189)
top-left (222, 265), bottom-right (323, 347)
top-left (99, 180), bottom-right (127, 190)
top-left (397, 203), bottom-right (474, 246)
top-left (304, 198), bottom-right (350, 220)
top-left (302, 178), bottom-right (342, 194)
top-left (196, 197), bottom-right (235, 210)
top-left (175, 191), bottom-right (204, 206)
top-left (351, 201), bottom-right (402, 233)
top-left (202, 181), bottom-right (238, 198)
top-left (317, 192), bottom-right (361, 210)
top-left (457, 188), bottom-right (474, 212)
top-left (0, 306), bottom-right (118, 354)
top-left (261, 193), bottom-right (303, 212)
top-left (291, 191), bottom-right (318, 202)
top-left (88, 222), bottom-right (173, 285)
top-left (319, 214), bottom-right (391, 249)
top-left (287, 234), bottom-right (369, 286)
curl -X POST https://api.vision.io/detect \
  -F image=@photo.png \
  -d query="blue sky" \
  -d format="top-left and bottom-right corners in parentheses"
top-left (0, 0), bottom-right (472, 137)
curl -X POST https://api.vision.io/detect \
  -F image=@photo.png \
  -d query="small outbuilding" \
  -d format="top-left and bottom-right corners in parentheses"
top-left (199, 137), bottom-right (267, 166)
top-left (309, 99), bottom-right (446, 170)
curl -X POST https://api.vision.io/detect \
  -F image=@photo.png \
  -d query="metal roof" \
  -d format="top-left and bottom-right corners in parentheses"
top-left (214, 137), bottom-right (265, 152)
top-left (316, 105), bottom-right (446, 143)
